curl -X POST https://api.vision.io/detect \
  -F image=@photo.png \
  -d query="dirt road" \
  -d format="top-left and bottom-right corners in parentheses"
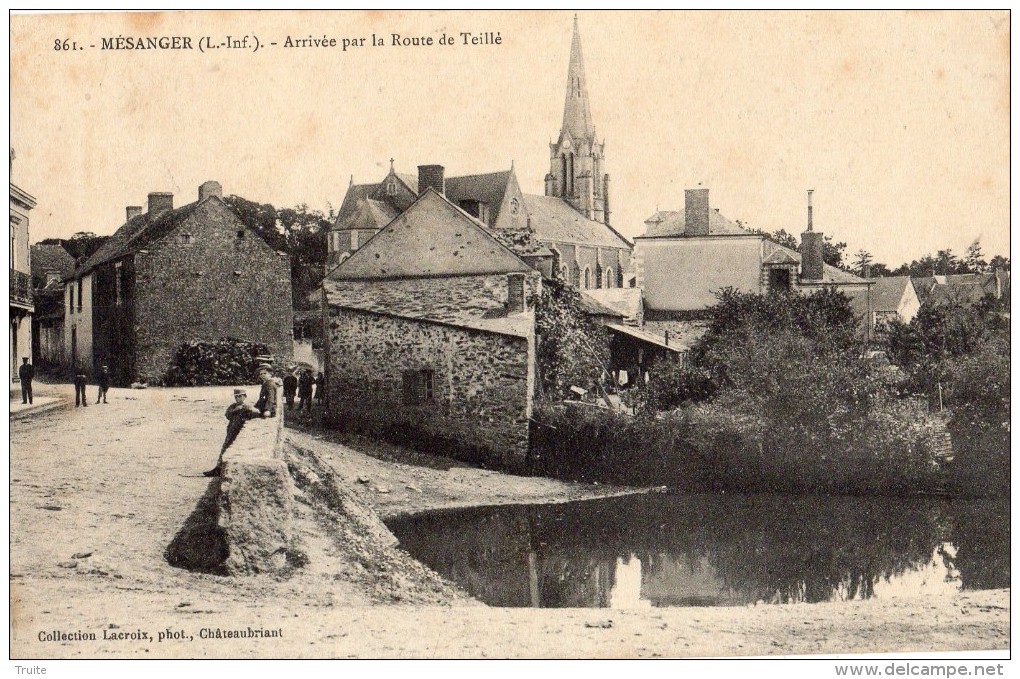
top-left (9, 385), bottom-right (1010, 659)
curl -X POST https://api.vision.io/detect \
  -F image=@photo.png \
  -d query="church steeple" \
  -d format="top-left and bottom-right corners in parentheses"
top-left (561, 14), bottom-right (594, 143)
top-left (545, 15), bottom-right (609, 225)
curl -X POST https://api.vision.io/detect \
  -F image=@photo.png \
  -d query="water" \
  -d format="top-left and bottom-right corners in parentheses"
top-left (385, 492), bottom-right (1009, 608)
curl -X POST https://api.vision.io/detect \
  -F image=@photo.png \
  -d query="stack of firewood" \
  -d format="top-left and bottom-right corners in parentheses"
top-left (164, 337), bottom-right (271, 386)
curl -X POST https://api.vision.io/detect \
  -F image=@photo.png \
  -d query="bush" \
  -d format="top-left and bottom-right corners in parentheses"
top-left (164, 337), bottom-right (272, 386)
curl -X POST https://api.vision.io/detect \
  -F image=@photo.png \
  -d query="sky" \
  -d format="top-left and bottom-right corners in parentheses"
top-left (9, 10), bottom-right (1011, 267)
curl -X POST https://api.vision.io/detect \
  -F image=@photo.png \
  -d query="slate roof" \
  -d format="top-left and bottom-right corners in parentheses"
top-left (327, 189), bottom-right (533, 280)
top-left (76, 200), bottom-right (208, 277)
top-left (582, 288), bottom-right (643, 324)
top-left (334, 183), bottom-right (403, 232)
top-left (578, 292), bottom-right (625, 319)
top-left (606, 323), bottom-right (686, 353)
top-left (867, 276), bottom-right (913, 313)
top-left (445, 171), bottom-right (511, 224)
top-left (30, 243), bottom-right (75, 286)
top-left (522, 194), bottom-right (632, 249)
top-left (322, 277), bottom-right (532, 338)
top-left (642, 209), bottom-right (747, 237)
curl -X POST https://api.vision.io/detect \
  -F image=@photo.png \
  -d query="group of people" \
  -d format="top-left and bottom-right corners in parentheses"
top-left (71, 364), bottom-right (112, 407)
top-left (14, 357), bottom-right (111, 407)
top-left (281, 368), bottom-right (324, 413)
top-left (203, 364), bottom-right (282, 477)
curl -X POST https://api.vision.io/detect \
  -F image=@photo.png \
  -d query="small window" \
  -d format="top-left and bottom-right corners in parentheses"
top-left (180, 232), bottom-right (193, 245)
top-left (605, 267), bottom-right (614, 288)
top-left (68, 284), bottom-right (74, 314)
top-left (583, 267), bottom-right (591, 289)
top-left (236, 229), bottom-right (246, 239)
top-left (77, 279), bottom-right (83, 312)
top-left (386, 179), bottom-right (397, 196)
top-left (560, 264), bottom-right (570, 283)
top-left (402, 368), bottom-right (435, 405)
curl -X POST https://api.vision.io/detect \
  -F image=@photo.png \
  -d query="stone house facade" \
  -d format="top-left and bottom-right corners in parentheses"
top-left (30, 243), bottom-right (75, 367)
top-left (66, 181), bottom-right (293, 384)
top-left (323, 188), bottom-right (539, 470)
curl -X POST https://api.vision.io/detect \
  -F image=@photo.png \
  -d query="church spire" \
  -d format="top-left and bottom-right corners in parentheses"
top-left (561, 14), bottom-right (594, 143)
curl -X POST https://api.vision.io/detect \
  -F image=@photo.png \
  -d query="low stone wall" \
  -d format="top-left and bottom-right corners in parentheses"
top-left (218, 411), bottom-right (293, 574)
top-left (166, 409), bottom-right (294, 575)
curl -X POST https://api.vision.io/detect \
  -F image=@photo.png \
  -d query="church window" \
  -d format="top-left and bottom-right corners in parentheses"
top-left (583, 267), bottom-right (591, 289)
top-left (560, 155), bottom-right (568, 198)
top-left (386, 179), bottom-right (397, 196)
top-left (605, 267), bottom-right (614, 288)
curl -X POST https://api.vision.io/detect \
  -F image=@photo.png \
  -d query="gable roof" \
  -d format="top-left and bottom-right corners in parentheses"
top-left (762, 248), bottom-right (800, 265)
top-left (868, 276), bottom-right (914, 313)
top-left (327, 188), bottom-right (533, 280)
top-left (522, 194), bottom-right (632, 249)
top-left (445, 171), bottom-right (511, 223)
top-left (77, 200), bottom-right (207, 276)
top-left (582, 287), bottom-right (643, 324)
top-left (30, 243), bottom-right (75, 285)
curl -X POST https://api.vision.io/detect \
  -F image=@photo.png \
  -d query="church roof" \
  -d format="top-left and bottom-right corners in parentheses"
top-left (327, 188), bottom-right (533, 280)
top-left (523, 194), bottom-right (632, 249)
top-left (561, 15), bottom-right (595, 143)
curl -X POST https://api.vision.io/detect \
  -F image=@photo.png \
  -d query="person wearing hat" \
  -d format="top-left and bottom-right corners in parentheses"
top-left (253, 364), bottom-right (278, 418)
top-left (17, 357), bottom-right (34, 405)
top-left (96, 365), bottom-right (111, 404)
top-left (203, 388), bottom-right (261, 477)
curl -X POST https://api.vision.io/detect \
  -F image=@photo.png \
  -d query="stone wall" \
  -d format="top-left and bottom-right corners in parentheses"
top-left (133, 199), bottom-right (293, 384)
top-left (326, 307), bottom-right (533, 470)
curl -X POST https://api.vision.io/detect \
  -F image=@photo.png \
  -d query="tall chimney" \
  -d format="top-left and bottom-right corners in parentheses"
top-left (125, 206), bottom-right (143, 221)
top-left (684, 188), bottom-right (710, 236)
top-left (417, 165), bottom-right (445, 196)
top-left (799, 189), bottom-right (824, 280)
top-left (198, 180), bottom-right (222, 201)
top-left (506, 273), bottom-right (527, 314)
top-left (148, 192), bottom-right (174, 217)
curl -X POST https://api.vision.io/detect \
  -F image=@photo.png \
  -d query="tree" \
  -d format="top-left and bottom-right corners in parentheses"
top-left (822, 236), bottom-right (848, 270)
top-left (988, 254), bottom-right (1010, 271)
top-left (964, 240), bottom-right (987, 273)
top-left (851, 249), bottom-right (874, 277)
top-left (532, 279), bottom-right (611, 399)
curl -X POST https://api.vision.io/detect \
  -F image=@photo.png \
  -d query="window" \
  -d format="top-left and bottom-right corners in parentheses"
top-left (386, 179), bottom-right (397, 196)
top-left (768, 267), bottom-right (792, 293)
top-left (351, 230), bottom-right (359, 251)
top-left (77, 279), bottom-right (83, 312)
top-left (583, 267), bottom-right (591, 289)
top-left (605, 267), bottom-right (614, 288)
top-left (402, 368), bottom-right (435, 405)
top-left (236, 229), bottom-right (246, 239)
top-left (180, 232), bottom-right (193, 245)
top-left (68, 283), bottom-right (74, 314)
top-left (560, 264), bottom-right (570, 283)
top-left (9, 224), bottom-right (15, 270)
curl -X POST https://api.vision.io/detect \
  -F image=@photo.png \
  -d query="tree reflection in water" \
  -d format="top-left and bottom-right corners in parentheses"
top-left (386, 493), bottom-right (1006, 608)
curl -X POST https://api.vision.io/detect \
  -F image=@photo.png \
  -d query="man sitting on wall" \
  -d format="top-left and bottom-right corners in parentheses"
top-left (203, 388), bottom-right (261, 477)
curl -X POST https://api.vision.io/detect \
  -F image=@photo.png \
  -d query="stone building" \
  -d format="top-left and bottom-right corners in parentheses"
top-left (65, 181), bottom-right (293, 385)
top-left (868, 276), bottom-right (921, 332)
top-left (633, 188), bottom-right (875, 343)
top-left (10, 181), bottom-right (36, 386)
top-left (323, 178), bottom-right (540, 471)
top-left (326, 17), bottom-right (632, 289)
top-left (30, 242), bottom-right (75, 367)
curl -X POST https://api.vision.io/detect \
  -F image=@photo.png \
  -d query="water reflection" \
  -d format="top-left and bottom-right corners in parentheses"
top-left (386, 493), bottom-right (1008, 608)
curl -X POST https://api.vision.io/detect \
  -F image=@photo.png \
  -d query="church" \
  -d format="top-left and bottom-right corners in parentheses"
top-left (326, 17), bottom-right (632, 289)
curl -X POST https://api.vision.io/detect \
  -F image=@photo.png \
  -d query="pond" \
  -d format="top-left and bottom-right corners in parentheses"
top-left (385, 492), bottom-right (1009, 608)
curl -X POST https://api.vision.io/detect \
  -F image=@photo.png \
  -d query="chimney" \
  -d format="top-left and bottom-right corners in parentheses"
top-left (684, 188), bottom-right (710, 236)
top-left (125, 206), bottom-right (143, 221)
top-left (506, 273), bottom-right (527, 314)
top-left (148, 192), bottom-right (174, 217)
top-left (198, 180), bottom-right (222, 201)
top-left (799, 189), bottom-right (824, 281)
top-left (417, 164), bottom-right (445, 196)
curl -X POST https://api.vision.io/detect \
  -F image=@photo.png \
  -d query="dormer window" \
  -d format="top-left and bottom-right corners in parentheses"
top-left (386, 179), bottom-right (397, 196)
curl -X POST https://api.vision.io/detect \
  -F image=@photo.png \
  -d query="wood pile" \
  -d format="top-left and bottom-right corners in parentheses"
top-left (164, 337), bottom-right (271, 386)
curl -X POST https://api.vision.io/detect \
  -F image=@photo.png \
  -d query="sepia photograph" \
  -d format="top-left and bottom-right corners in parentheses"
top-left (7, 9), bottom-right (1011, 665)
